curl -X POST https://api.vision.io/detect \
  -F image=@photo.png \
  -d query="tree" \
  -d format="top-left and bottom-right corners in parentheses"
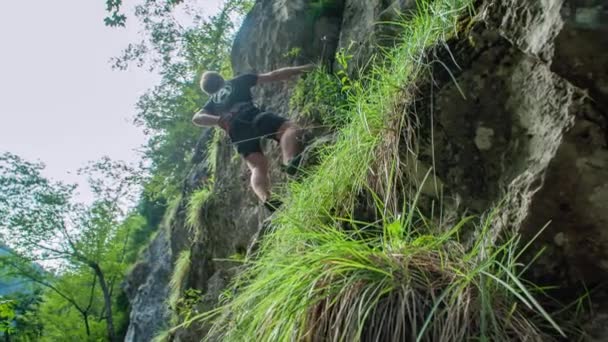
top-left (109, 0), bottom-right (252, 198)
top-left (0, 256), bottom-right (97, 339)
top-left (103, 0), bottom-right (187, 27)
top-left (36, 270), bottom-right (108, 341)
top-left (0, 298), bottom-right (17, 340)
top-left (0, 153), bottom-right (142, 341)
top-left (0, 260), bottom-right (44, 340)
top-left (103, 0), bottom-right (127, 27)
top-left (111, 0), bottom-right (251, 72)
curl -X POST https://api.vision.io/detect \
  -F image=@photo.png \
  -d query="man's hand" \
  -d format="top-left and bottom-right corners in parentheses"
top-left (257, 64), bottom-right (315, 84)
top-left (217, 113), bottom-right (233, 131)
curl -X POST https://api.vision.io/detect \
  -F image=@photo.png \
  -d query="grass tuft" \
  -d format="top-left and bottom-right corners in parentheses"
top-left (169, 249), bottom-right (192, 316)
top-left (274, 0), bottom-right (477, 228)
top-left (290, 65), bottom-right (348, 130)
top-left (186, 188), bottom-right (212, 230)
top-left (200, 200), bottom-right (563, 341)
top-left (164, 195), bottom-right (182, 228)
top-left (185, 129), bottom-right (221, 231)
top-left (151, 329), bottom-right (172, 342)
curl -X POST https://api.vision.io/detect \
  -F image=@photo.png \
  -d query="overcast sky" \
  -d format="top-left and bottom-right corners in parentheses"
top-left (0, 0), bottom-right (222, 202)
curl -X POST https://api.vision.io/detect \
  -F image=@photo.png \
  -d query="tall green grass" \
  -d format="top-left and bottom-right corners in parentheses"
top-left (186, 188), bottom-right (212, 230)
top-left (185, 129), bottom-right (221, 231)
top-left (289, 65), bottom-right (348, 130)
top-left (274, 0), bottom-right (473, 228)
top-left (151, 329), bottom-right (171, 342)
top-left (202, 199), bottom-right (563, 341)
top-left (169, 249), bottom-right (192, 316)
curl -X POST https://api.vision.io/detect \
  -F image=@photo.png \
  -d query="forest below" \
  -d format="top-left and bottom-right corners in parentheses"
top-left (0, 0), bottom-right (252, 340)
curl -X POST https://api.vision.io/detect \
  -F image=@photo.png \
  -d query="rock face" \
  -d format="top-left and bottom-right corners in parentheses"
top-left (420, 0), bottom-right (608, 293)
top-left (123, 228), bottom-right (172, 342)
top-left (123, 129), bottom-right (217, 342)
top-left (415, 0), bottom-right (608, 336)
top-left (124, 0), bottom-right (608, 340)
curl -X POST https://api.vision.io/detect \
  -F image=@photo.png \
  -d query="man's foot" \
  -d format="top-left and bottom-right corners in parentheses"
top-left (263, 198), bottom-right (283, 212)
top-left (282, 154), bottom-right (302, 176)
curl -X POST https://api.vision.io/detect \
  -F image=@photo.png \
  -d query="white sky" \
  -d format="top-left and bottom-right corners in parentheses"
top-left (0, 0), bottom-right (222, 202)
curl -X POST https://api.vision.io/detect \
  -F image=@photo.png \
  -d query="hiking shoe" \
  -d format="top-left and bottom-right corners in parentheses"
top-left (282, 154), bottom-right (303, 176)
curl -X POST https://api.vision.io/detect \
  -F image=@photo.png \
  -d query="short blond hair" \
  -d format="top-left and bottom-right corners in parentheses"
top-left (200, 71), bottom-right (225, 94)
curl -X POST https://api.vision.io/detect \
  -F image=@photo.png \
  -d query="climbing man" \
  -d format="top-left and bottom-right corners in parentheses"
top-left (192, 64), bottom-right (315, 211)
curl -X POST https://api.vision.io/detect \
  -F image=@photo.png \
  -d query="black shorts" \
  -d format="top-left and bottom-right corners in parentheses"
top-left (227, 111), bottom-right (288, 157)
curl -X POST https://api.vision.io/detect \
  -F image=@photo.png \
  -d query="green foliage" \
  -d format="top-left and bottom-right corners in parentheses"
top-left (202, 201), bottom-right (563, 341)
top-left (227, 252), bottom-right (246, 262)
top-left (0, 152), bottom-right (144, 340)
top-left (34, 268), bottom-right (131, 341)
top-left (186, 188), bottom-right (212, 231)
top-left (168, 250), bottom-right (192, 314)
top-left (38, 286), bottom-right (107, 341)
top-left (278, 0), bottom-right (477, 228)
top-left (118, 196), bottom-right (166, 266)
top-left (103, 0), bottom-right (127, 27)
top-left (151, 329), bottom-right (172, 342)
top-left (289, 66), bottom-right (348, 129)
top-left (165, 195), bottom-right (183, 226)
top-left (289, 46), bottom-right (355, 131)
top-left (0, 153), bottom-right (75, 261)
top-left (283, 47), bottom-right (302, 59)
top-left (167, 251), bottom-right (207, 334)
top-left (186, 129), bottom-right (222, 231)
top-left (0, 292), bottom-right (44, 341)
top-left (137, 84), bottom-right (204, 200)
top-left (109, 213), bottom-right (147, 271)
top-left (174, 288), bottom-right (203, 324)
top-left (206, 129), bottom-right (222, 178)
top-left (103, 0), bottom-right (223, 27)
top-left (120, 214), bottom-right (151, 263)
top-left (334, 47), bottom-right (355, 92)
top-left (0, 299), bottom-right (16, 334)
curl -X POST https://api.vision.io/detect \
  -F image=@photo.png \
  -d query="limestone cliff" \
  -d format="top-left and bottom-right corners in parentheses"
top-left (124, 0), bottom-right (608, 341)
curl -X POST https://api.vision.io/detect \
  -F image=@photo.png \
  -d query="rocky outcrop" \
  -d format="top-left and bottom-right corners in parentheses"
top-left (123, 128), bottom-right (218, 342)
top-left (418, 0), bottom-right (608, 295)
top-left (338, 0), bottom-right (418, 72)
top-left (123, 227), bottom-right (172, 342)
top-left (124, 0), bottom-right (608, 340)
top-left (414, 0), bottom-right (608, 336)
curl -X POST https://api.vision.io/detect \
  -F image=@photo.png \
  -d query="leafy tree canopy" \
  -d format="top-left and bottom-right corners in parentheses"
top-left (0, 152), bottom-right (143, 341)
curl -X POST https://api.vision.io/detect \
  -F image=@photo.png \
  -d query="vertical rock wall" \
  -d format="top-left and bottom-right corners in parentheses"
top-left (414, 0), bottom-right (608, 336)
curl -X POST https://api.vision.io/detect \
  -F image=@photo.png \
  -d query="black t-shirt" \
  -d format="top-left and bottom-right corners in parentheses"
top-left (202, 73), bottom-right (258, 117)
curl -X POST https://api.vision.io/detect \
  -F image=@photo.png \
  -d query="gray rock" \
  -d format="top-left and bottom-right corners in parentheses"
top-left (123, 228), bottom-right (172, 342)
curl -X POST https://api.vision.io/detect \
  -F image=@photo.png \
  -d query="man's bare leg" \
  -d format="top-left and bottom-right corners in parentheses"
top-left (276, 121), bottom-right (301, 165)
top-left (245, 152), bottom-right (271, 202)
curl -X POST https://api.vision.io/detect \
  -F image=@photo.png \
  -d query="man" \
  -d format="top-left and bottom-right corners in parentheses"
top-left (192, 64), bottom-right (314, 211)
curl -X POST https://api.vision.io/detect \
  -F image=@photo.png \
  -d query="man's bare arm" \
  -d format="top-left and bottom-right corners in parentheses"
top-left (192, 111), bottom-right (220, 127)
top-left (257, 64), bottom-right (315, 84)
